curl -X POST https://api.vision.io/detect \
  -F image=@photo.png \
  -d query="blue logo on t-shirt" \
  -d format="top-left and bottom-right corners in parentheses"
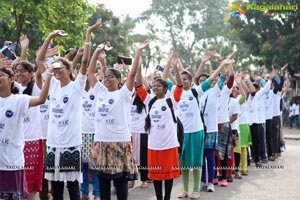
top-left (108, 99), bottom-right (114, 104)
top-left (90, 95), bottom-right (95, 100)
top-left (5, 110), bottom-right (13, 118)
top-left (155, 111), bottom-right (158, 114)
top-left (189, 96), bottom-right (193, 101)
top-left (47, 95), bottom-right (50, 100)
top-left (161, 106), bottom-right (167, 111)
top-left (63, 97), bottom-right (68, 104)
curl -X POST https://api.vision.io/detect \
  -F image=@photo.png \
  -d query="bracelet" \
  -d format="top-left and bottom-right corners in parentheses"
top-left (84, 41), bottom-right (92, 46)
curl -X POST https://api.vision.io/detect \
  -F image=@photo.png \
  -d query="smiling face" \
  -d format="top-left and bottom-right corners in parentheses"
top-left (14, 63), bottom-right (33, 86)
top-left (231, 86), bottom-right (239, 98)
top-left (152, 79), bottom-right (168, 98)
top-left (52, 61), bottom-right (72, 82)
top-left (103, 69), bottom-right (121, 91)
top-left (181, 72), bottom-right (192, 90)
top-left (0, 69), bottom-right (14, 95)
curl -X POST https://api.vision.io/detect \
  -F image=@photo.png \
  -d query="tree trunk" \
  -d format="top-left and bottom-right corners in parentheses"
top-left (14, 12), bottom-right (26, 42)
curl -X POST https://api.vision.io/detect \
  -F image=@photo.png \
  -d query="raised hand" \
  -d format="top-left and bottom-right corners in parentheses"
top-left (135, 39), bottom-right (150, 51)
top-left (201, 52), bottom-right (211, 63)
top-left (88, 18), bottom-right (102, 32)
top-left (20, 35), bottom-right (29, 49)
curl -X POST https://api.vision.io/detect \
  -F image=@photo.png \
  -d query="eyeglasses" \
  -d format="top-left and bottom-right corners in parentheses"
top-left (103, 75), bottom-right (116, 79)
top-left (14, 69), bottom-right (28, 74)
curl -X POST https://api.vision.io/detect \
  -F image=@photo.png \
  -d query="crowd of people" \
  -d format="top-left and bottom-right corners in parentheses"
top-left (0, 18), bottom-right (294, 200)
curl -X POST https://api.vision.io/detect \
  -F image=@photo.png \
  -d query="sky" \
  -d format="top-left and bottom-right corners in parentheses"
top-left (88, 0), bottom-right (152, 19)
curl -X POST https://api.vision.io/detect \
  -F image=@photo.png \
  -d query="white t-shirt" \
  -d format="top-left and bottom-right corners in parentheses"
top-left (40, 96), bottom-right (50, 139)
top-left (177, 87), bottom-right (204, 133)
top-left (200, 84), bottom-right (220, 133)
top-left (0, 94), bottom-right (30, 170)
top-left (217, 85), bottom-right (232, 124)
top-left (81, 89), bottom-right (96, 133)
top-left (238, 95), bottom-right (249, 125)
top-left (147, 97), bottom-right (179, 150)
top-left (272, 91), bottom-right (281, 117)
top-left (257, 92), bottom-right (266, 124)
top-left (93, 82), bottom-right (132, 142)
top-left (265, 91), bottom-right (274, 120)
top-left (294, 104), bottom-right (300, 115)
top-left (47, 73), bottom-right (87, 147)
top-left (19, 83), bottom-right (43, 141)
top-left (229, 97), bottom-right (240, 131)
top-left (248, 80), bottom-right (271, 125)
top-left (129, 100), bottom-right (147, 133)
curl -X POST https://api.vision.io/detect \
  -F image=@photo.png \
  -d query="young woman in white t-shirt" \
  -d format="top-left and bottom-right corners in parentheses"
top-left (0, 67), bottom-right (51, 199)
top-left (14, 60), bottom-right (44, 199)
top-left (136, 55), bottom-right (183, 200)
top-left (88, 40), bottom-right (150, 200)
top-left (36, 20), bottom-right (102, 200)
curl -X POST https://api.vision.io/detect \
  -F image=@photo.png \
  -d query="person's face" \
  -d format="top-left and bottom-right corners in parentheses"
top-left (0, 71), bottom-right (12, 91)
top-left (199, 76), bottom-right (207, 85)
top-left (152, 81), bottom-right (167, 96)
top-left (181, 74), bottom-right (191, 90)
top-left (52, 62), bottom-right (71, 81)
top-left (231, 86), bottom-right (239, 98)
top-left (103, 69), bottom-right (120, 90)
top-left (15, 64), bottom-right (32, 85)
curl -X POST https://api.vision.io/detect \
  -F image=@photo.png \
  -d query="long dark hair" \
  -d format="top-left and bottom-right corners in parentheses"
top-left (133, 94), bottom-right (145, 114)
top-left (0, 68), bottom-right (19, 94)
top-left (107, 68), bottom-right (122, 89)
top-left (14, 61), bottom-right (35, 95)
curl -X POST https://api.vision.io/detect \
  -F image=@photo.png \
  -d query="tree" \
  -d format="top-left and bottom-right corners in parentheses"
top-left (138, 0), bottom-right (231, 72)
top-left (229, 0), bottom-right (300, 73)
top-left (0, 0), bottom-right (91, 61)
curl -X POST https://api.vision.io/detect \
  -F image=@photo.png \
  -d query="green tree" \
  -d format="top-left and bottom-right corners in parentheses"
top-left (138, 0), bottom-right (231, 72)
top-left (0, 0), bottom-right (91, 61)
top-left (229, 0), bottom-right (300, 72)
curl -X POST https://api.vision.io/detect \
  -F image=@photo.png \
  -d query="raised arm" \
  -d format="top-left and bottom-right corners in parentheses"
top-left (71, 48), bottom-right (84, 69)
top-left (64, 48), bottom-right (76, 60)
top-left (20, 35), bottom-right (29, 61)
top-left (29, 72), bottom-right (52, 107)
top-left (80, 18), bottom-right (102, 75)
top-left (88, 47), bottom-right (103, 88)
top-left (172, 53), bottom-right (183, 87)
top-left (194, 52), bottom-right (211, 79)
top-left (209, 57), bottom-right (235, 81)
top-left (161, 50), bottom-right (173, 80)
top-left (126, 40), bottom-right (150, 91)
top-left (36, 30), bottom-right (66, 73)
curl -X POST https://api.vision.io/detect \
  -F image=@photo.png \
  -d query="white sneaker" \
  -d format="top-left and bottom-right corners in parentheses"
top-left (200, 182), bottom-right (207, 191)
top-left (207, 183), bottom-right (215, 192)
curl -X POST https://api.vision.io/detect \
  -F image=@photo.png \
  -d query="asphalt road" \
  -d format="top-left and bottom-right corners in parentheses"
top-left (50, 127), bottom-right (300, 200)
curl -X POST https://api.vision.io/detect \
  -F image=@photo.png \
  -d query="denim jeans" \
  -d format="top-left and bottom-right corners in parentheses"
top-left (81, 162), bottom-right (100, 197)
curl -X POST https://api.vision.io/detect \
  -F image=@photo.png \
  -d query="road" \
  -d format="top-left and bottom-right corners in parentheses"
top-left (57, 127), bottom-right (300, 200)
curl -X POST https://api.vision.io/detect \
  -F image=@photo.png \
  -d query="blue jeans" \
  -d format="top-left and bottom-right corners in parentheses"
top-left (81, 162), bottom-right (100, 197)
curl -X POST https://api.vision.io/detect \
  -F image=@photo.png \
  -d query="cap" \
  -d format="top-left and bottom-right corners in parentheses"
top-left (51, 62), bottom-right (63, 69)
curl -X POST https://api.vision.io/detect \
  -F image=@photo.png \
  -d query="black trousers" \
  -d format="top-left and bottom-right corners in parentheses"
top-left (272, 116), bottom-right (280, 154)
top-left (250, 124), bottom-right (260, 163)
top-left (265, 119), bottom-right (274, 157)
top-left (139, 133), bottom-right (149, 181)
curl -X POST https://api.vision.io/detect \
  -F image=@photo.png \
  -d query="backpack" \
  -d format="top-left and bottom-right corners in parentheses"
top-left (191, 88), bottom-right (208, 134)
top-left (144, 96), bottom-right (184, 152)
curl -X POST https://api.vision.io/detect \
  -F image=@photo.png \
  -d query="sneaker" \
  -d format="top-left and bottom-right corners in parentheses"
top-left (140, 182), bottom-right (148, 188)
top-left (261, 158), bottom-right (268, 163)
top-left (241, 171), bottom-right (248, 176)
top-left (190, 192), bottom-right (200, 199)
top-left (268, 156), bottom-right (275, 161)
top-left (255, 162), bottom-right (262, 168)
top-left (234, 172), bottom-right (242, 179)
top-left (213, 178), bottom-right (218, 185)
top-left (227, 176), bottom-right (233, 182)
top-left (200, 182), bottom-right (207, 191)
top-left (207, 183), bottom-right (215, 192)
top-left (220, 179), bottom-right (228, 187)
top-left (178, 191), bottom-right (189, 198)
